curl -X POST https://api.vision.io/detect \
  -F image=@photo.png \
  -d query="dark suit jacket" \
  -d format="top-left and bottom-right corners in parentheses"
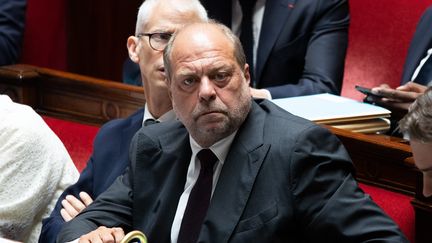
top-left (39, 108), bottom-right (144, 243)
top-left (401, 6), bottom-right (432, 85)
top-left (200, 0), bottom-right (349, 98)
top-left (58, 100), bottom-right (406, 242)
top-left (0, 0), bottom-right (26, 65)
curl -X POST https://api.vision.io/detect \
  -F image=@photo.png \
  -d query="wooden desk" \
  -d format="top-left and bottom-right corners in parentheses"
top-left (1, 64), bottom-right (430, 242)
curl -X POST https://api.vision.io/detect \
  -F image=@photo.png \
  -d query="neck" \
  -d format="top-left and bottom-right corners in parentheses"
top-left (145, 91), bottom-right (172, 119)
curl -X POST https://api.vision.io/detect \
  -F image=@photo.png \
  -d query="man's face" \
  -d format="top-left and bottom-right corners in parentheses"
top-left (410, 139), bottom-right (432, 197)
top-left (129, 4), bottom-right (201, 98)
top-left (168, 25), bottom-right (252, 147)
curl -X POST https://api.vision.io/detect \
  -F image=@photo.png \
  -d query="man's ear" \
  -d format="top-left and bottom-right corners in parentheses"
top-left (127, 36), bottom-right (140, 63)
top-left (244, 64), bottom-right (251, 86)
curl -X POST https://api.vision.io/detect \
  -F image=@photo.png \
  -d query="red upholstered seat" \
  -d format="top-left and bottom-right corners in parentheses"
top-left (359, 183), bottom-right (414, 242)
top-left (342, 0), bottom-right (432, 100)
top-left (43, 116), bottom-right (99, 172)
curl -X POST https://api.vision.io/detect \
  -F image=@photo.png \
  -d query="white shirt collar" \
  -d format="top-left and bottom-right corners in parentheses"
top-left (189, 131), bottom-right (238, 166)
top-left (142, 103), bottom-right (176, 126)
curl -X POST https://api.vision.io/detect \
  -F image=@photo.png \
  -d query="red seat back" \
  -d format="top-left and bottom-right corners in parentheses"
top-left (20, 0), bottom-right (67, 70)
top-left (43, 116), bottom-right (99, 172)
top-left (342, 0), bottom-right (431, 100)
top-left (359, 183), bottom-right (414, 241)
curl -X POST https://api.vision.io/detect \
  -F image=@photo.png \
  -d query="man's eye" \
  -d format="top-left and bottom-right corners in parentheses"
top-left (183, 78), bottom-right (195, 86)
top-left (213, 73), bottom-right (229, 82)
top-left (153, 33), bottom-right (172, 42)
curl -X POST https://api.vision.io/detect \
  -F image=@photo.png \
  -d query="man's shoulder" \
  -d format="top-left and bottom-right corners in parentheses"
top-left (97, 108), bottom-right (144, 136)
top-left (258, 99), bottom-right (316, 127)
top-left (137, 119), bottom-right (185, 138)
top-left (255, 99), bottom-right (329, 138)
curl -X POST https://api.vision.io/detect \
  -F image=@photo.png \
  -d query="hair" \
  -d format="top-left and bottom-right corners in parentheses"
top-left (399, 86), bottom-right (432, 142)
top-left (163, 20), bottom-right (247, 81)
top-left (135, 0), bottom-right (208, 35)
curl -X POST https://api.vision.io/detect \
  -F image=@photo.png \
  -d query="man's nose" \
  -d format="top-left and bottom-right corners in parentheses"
top-left (198, 77), bottom-right (216, 102)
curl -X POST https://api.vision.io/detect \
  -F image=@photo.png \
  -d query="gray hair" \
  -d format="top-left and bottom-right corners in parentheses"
top-left (163, 20), bottom-right (247, 81)
top-left (135, 0), bottom-right (208, 35)
top-left (399, 87), bottom-right (432, 142)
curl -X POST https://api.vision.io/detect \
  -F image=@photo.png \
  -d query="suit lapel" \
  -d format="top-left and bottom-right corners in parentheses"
top-left (200, 101), bottom-right (270, 243)
top-left (121, 109), bottom-right (144, 152)
top-left (141, 125), bottom-right (192, 242)
top-left (402, 12), bottom-right (432, 82)
top-left (403, 36), bottom-right (432, 82)
top-left (256, 0), bottom-right (296, 83)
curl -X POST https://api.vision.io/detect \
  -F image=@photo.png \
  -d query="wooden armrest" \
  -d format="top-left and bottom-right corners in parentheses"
top-left (326, 125), bottom-right (417, 195)
top-left (0, 64), bottom-right (145, 125)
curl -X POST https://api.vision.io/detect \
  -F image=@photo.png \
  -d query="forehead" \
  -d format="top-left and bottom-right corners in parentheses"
top-left (172, 26), bottom-right (235, 65)
top-left (143, 4), bottom-right (200, 32)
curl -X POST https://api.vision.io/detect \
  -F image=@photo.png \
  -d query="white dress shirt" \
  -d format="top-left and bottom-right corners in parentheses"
top-left (170, 131), bottom-right (238, 243)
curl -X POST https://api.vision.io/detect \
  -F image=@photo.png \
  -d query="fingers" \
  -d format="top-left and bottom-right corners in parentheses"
top-left (78, 226), bottom-right (125, 243)
top-left (378, 83), bottom-right (390, 89)
top-left (61, 196), bottom-right (82, 221)
top-left (372, 87), bottom-right (419, 102)
top-left (397, 82), bottom-right (427, 93)
top-left (80, 191), bottom-right (94, 206)
top-left (61, 192), bottom-right (94, 221)
top-left (60, 208), bottom-right (73, 222)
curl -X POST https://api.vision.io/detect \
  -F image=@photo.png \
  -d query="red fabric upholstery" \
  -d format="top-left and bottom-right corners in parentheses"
top-left (20, 0), bottom-right (67, 70)
top-left (43, 116), bottom-right (99, 172)
top-left (342, 0), bottom-right (432, 100)
top-left (359, 183), bottom-right (415, 242)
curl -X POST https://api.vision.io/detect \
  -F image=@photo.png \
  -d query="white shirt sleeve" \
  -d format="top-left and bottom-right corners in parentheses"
top-left (0, 95), bottom-right (79, 242)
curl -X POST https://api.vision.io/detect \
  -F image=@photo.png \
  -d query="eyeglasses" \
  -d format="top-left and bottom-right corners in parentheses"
top-left (137, 32), bottom-right (172, 51)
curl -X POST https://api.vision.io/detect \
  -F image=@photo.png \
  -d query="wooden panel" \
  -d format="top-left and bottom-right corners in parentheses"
top-left (0, 64), bottom-right (145, 125)
top-left (327, 126), bottom-right (418, 195)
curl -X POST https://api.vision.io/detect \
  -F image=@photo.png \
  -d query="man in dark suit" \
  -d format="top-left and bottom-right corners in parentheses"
top-left (38, 0), bottom-right (208, 241)
top-left (0, 0), bottom-right (26, 66)
top-left (200, 0), bottom-right (349, 99)
top-left (58, 21), bottom-right (406, 242)
top-left (368, 6), bottom-right (432, 112)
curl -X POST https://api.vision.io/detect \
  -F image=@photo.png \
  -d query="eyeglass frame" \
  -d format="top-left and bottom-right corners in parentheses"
top-left (136, 32), bottom-right (173, 51)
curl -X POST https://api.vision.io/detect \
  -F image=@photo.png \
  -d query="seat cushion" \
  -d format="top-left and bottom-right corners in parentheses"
top-left (43, 116), bottom-right (99, 172)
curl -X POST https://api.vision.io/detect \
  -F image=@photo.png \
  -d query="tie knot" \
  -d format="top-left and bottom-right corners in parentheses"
top-left (144, 118), bottom-right (159, 126)
top-left (197, 149), bottom-right (217, 171)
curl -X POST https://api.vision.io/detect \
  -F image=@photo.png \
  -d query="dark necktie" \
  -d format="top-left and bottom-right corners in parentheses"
top-left (177, 149), bottom-right (218, 243)
top-left (144, 118), bottom-right (159, 126)
top-left (239, 0), bottom-right (257, 86)
top-left (414, 54), bottom-right (432, 85)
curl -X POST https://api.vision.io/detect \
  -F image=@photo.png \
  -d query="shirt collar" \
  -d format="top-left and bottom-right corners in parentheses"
top-left (189, 131), bottom-right (238, 165)
top-left (142, 103), bottom-right (176, 126)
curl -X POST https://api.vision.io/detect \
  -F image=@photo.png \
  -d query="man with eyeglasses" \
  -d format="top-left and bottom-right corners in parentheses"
top-left (38, 0), bottom-right (208, 242)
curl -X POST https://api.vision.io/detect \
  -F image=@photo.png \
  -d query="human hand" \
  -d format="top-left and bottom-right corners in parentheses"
top-left (250, 87), bottom-right (271, 99)
top-left (368, 83), bottom-right (427, 111)
top-left (60, 191), bottom-right (94, 221)
top-left (78, 226), bottom-right (125, 243)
